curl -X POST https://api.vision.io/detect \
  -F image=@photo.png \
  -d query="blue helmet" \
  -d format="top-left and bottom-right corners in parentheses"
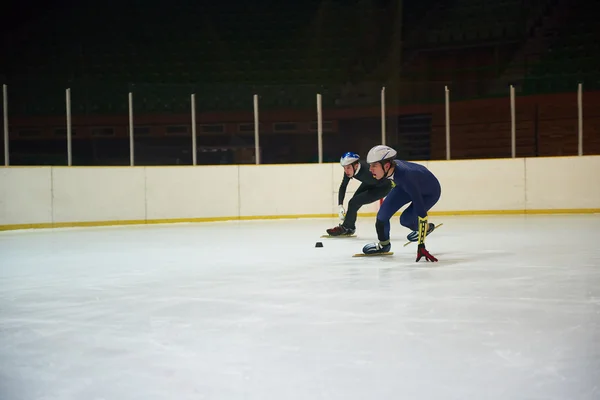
top-left (340, 152), bottom-right (360, 166)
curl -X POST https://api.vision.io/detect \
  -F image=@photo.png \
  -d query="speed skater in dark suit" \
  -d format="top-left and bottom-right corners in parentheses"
top-left (326, 152), bottom-right (393, 237)
top-left (361, 145), bottom-right (441, 262)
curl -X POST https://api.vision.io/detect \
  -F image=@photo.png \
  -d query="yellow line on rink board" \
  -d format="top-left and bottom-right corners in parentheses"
top-left (1, 209), bottom-right (599, 231)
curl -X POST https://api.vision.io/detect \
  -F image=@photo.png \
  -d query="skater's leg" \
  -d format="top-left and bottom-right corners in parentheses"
top-left (343, 184), bottom-right (390, 230)
top-left (327, 184), bottom-right (368, 236)
top-left (362, 188), bottom-right (410, 254)
top-left (341, 183), bottom-right (367, 230)
top-left (375, 188), bottom-right (411, 242)
top-left (399, 204), bottom-right (418, 231)
top-left (401, 189), bottom-right (442, 241)
top-left (399, 190), bottom-right (441, 230)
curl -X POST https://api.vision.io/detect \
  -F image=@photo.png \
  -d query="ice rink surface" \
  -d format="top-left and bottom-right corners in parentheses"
top-left (1, 214), bottom-right (599, 400)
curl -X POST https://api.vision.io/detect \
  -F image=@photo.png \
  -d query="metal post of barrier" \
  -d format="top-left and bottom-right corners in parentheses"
top-left (191, 93), bottom-right (197, 165)
top-left (253, 94), bottom-right (260, 164)
top-left (578, 83), bottom-right (583, 156)
top-left (445, 86), bottom-right (451, 160)
top-left (510, 85), bottom-right (516, 158)
top-left (3, 84), bottom-right (8, 166)
top-left (66, 88), bottom-right (72, 166)
top-left (128, 92), bottom-right (134, 166)
top-left (317, 93), bottom-right (323, 163)
top-left (381, 86), bottom-right (386, 145)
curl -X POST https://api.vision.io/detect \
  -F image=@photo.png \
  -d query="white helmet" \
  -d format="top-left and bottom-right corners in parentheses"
top-left (366, 145), bottom-right (397, 164)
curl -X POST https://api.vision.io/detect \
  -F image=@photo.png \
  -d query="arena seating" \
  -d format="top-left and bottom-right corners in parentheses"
top-left (422, 0), bottom-right (524, 47)
top-left (523, 0), bottom-right (600, 94)
top-left (2, 0), bottom-right (594, 115)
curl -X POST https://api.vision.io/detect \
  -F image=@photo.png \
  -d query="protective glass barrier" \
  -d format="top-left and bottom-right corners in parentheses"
top-left (2, 72), bottom-right (598, 166)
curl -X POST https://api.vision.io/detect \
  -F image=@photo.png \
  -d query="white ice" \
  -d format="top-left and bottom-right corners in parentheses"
top-left (1, 215), bottom-right (599, 400)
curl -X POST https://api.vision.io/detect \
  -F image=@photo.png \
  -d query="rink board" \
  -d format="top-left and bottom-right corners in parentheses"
top-left (0, 156), bottom-right (599, 230)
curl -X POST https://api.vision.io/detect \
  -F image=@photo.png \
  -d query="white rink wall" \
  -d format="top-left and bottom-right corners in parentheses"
top-left (1, 156), bottom-right (599, 229)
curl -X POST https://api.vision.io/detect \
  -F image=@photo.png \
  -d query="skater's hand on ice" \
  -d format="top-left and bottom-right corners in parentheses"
top-left (416, 244), bottom-right (438, 262)
top-left (338, 205), bottom-right (346, 221)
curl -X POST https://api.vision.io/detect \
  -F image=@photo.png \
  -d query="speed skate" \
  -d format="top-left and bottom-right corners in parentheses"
top-left (320, 234), bottom-right (357, 238)
top-left (403, 223), bottom-right (444, 246)
top-left (352, 251), bottom-right (394, 257)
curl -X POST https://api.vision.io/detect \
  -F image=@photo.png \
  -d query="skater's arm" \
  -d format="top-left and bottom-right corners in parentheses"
top-left (338, 175), bottom-right (350, 205)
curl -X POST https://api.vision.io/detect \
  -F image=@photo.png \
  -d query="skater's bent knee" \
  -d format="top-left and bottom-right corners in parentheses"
top-left (399, 213), bottom-right (416, 230)
top-left (376, 210), bottom-right (394, 222)
top-left (348, 198), bottom-right (361, 208)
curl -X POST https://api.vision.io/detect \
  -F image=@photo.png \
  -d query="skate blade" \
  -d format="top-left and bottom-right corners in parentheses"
top-left (352, 252), bottom-right (394, 257)
top-left (403, 223), bottom-right (444, 247)
top-left (321, 234), bottom-right (357, 238)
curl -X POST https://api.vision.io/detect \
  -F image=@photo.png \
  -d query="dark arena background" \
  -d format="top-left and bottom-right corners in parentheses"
top-left (1, 0), bottom-right (599, 166)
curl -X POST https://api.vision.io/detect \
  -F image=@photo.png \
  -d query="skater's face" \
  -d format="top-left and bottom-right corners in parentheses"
top-left (343, 164), bottom-right (355, 177)
top-left (369, 161), bottom-right (391, 180)
top-left (369, 162), bottom-right (385, 179)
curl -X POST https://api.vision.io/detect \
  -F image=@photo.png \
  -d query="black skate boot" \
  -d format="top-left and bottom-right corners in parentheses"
top-left (406, 223), bottom-right (436, 242)
top-left (326, 225), bottom-right (356, 237)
